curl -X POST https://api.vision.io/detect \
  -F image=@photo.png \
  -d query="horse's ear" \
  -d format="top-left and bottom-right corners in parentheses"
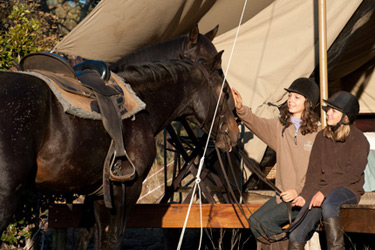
top-left (212, 50), bottom-right (224, 70)
top-left (188, 24), bottom-right (199, 46)
top-left (204, 25), bottom-right (219, 41)
top-left (202, 50), bottom-right (224, 73)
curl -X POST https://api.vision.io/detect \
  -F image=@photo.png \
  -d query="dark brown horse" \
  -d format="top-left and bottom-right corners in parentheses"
top-left (0, 50), bottom-right (238, 248)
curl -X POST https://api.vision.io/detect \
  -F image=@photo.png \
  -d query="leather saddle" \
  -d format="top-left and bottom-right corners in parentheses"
top-left (20, 52), bottom-right (136, 207)
top-left (20, 52), bottom-right (116, 97)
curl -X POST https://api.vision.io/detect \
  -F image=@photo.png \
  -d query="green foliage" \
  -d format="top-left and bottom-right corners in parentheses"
top-left (0, 0), bottom-right (99, 71)
top-left (0, 1), bottom-right (64, 70)
top-left (0, 3), bottom-right (41, 70)
top-left (0, 189), bottom-right (37, 248)
top-left (1, 221), bottom-right (32, 247)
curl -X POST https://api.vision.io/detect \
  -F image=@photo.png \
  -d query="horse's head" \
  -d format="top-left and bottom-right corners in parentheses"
top-left (188, 51), bottom-right (239, 151)
top-left (182, 25), bottom-right (219, 63)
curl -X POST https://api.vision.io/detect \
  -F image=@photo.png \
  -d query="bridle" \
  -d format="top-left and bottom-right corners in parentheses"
top-left (194, 60), bottom-right (228, 140)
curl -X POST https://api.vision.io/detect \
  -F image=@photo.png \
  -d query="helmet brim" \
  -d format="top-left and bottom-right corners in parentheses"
top-left (323, 99), bottom-right (344, 113)
top-left (284, 88), bottom-right (306, 98)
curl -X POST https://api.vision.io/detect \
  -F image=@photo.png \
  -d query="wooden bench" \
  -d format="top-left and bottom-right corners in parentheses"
top-left (48, 202), bottom-right (375, 233)
top-left (340, 204), bottom-right (375, 234)
top-left (47, 191), bottom-right (375, 249)
top-left (48, 203), bottom-right (261, 229)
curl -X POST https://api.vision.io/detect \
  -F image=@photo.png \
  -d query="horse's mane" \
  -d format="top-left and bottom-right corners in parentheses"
top-left (109, 35), bottom-right (187, 72)
top-left (118, 59), bottom-right (194, 90)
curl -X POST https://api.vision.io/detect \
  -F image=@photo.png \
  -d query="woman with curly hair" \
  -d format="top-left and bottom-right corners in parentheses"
top-left (232, 77), bottom-right (321, 247)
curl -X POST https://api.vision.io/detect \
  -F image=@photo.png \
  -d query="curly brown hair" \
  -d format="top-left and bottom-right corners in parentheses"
top-left (278, 99), bottom-right (320, 135)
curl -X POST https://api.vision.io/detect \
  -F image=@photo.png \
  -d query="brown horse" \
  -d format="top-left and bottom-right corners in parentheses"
top-left (0, 50), bottom-right (238, 248)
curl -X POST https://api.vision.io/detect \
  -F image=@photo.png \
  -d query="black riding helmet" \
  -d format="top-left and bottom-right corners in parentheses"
top-left (323, 91), bottom-right (359, 124)
top-left (284, 77), bottom-right (320, 108)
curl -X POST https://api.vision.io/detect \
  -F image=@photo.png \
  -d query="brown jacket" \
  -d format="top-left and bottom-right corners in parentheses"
top-left (299, 125), bottom-right (370, 202)
top-left (237, 106), bottom-right (319, 203)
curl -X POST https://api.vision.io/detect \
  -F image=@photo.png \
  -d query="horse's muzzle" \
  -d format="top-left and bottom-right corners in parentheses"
top-left (215, 121), bottom-right (239, 151)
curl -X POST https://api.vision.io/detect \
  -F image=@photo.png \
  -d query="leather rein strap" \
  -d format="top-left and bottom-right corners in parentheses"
top-left (237, 149), bottom-right (293, 226)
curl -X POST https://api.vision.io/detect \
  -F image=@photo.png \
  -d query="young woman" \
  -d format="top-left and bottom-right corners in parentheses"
top-left (288, 91), bottom-right (370, 250)
top-left (232, 77), bottom-right (321, 246)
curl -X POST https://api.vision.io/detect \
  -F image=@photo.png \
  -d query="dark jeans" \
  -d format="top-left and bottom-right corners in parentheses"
top-left (249, 196), bottom-right (300, 238)
top-left (289, 187), bottom-right (357, 242)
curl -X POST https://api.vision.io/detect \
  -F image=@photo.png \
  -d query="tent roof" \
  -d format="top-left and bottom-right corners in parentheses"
top-left (54, 0), bottom-right (275, 63)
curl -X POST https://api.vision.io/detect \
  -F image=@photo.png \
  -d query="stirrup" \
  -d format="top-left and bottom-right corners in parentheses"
top-left (108, 151), bottom-right (136, 182)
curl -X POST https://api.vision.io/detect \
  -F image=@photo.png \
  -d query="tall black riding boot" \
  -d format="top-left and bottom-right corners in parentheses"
top-left (324, 217), bottom-right (344, 250)
top-left (288, 241), bottom-right (305, 250)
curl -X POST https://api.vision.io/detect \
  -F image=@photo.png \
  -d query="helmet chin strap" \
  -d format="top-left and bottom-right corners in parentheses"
top-left (328, 113), bottom-right (349, 131)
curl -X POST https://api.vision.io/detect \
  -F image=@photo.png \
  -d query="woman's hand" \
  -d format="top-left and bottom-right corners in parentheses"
top-left (308, 191), bottom-right (325, 209)
top-left (281, 189), bottom-right (298, 202)
top-left (231, 88), bottom-right (243, 110)
top-left (292, 196), bottom-right (306, 207)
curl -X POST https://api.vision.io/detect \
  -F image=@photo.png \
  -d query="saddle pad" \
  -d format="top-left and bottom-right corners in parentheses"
top-left (18, 71), bottom-right (146, 120)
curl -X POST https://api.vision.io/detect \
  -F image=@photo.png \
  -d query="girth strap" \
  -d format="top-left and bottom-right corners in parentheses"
top-left (95, 91), bottom-right (126, 157)
top-left (94, 90), bottom-right (136, 209)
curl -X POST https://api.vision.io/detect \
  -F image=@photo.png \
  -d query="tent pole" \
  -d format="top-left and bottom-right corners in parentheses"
top-left (318, 0), bottom-right (329, 128)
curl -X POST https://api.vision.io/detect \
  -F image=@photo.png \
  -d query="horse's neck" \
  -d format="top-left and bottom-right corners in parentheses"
top-left (134, 81), bottom-right (191, 135)
top-left (111, 37), bottom-right (184, 70)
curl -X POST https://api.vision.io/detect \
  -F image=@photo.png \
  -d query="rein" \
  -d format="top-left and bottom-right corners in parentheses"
top-left (194, 61), bottom-right (226, 136)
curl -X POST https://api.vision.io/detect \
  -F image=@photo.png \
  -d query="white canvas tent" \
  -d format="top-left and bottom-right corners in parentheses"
top-left (54, 0), bottom-right (375, 162)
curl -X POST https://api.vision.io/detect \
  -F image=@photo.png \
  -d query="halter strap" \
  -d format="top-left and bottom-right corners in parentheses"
top-left (194, 61), bottom-right (211, 80)
top-left (193, 61), bottom-right (226, 135)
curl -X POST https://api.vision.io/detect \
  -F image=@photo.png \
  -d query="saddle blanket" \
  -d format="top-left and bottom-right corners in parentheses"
top-left (18, 71), bottom-right (146, 120)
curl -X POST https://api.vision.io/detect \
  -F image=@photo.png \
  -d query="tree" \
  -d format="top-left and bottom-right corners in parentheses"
top-left (39, 0), bottom-right (100, 34)
top-left (0, 0), bottom-right (63, 70)
top-left (0, 0), bottom-right (99, 70)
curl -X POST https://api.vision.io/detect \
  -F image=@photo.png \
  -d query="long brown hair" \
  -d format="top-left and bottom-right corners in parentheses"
top-left (278, 99), bottom-right (320, 135)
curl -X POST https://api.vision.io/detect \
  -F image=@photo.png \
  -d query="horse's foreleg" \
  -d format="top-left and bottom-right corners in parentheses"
top-left (93, 115), bottom-right (156, 249)
top-left (0, 171), bottom-right (31, 240)
top-left (0, 187), bottom-right (21, 235)
top-left (0, 160), bottom-right (35, 239)
top-left (93, 183), bottom-right (130, 250)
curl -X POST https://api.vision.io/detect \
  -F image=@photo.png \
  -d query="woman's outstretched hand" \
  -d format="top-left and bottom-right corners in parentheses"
top-left (231, 88), bottom-right (243, 110)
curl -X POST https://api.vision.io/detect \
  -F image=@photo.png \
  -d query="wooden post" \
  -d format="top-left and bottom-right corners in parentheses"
top-left (318, 0), bottom-right (329, 128)
top-left (52, 228), bottom-right (67, 250)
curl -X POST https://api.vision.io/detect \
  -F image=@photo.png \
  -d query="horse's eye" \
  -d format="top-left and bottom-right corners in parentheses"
top-left (218, 69), bottom-right (224, 76)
